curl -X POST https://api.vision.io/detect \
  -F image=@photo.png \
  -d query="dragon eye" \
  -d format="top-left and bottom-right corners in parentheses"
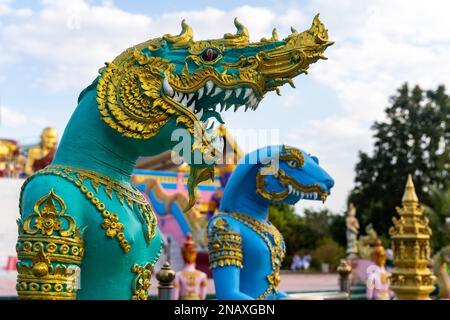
top-left (201, 48), bottom-right (219, 62)
top-left (287, 160), bottom-right (297, 168)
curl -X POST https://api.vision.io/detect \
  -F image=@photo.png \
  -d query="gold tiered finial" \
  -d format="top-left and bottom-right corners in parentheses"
top-left (402, 174), bottom-right (419, 205)
top-left (389, 174), bottom-right (436, 300)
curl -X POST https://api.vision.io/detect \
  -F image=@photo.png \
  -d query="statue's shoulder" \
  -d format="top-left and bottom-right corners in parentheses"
top-left (207, 213), bottom-right (241, 235)
top-left (20, 171), bottom-right (86, 224)
top-left (27, 146), bottom-right (41, 157)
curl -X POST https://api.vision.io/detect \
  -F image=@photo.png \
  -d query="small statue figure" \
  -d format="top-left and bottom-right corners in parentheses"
top-left (366, 240), bottom-right (392, 300)
top-left (346, 203), bottom-right (359, 258)
top-left (357, 223), bottom-right (379, 259)
top-left (25, 127), bottom-right (58, 176)
top-left (173, 233), bottom-right (208, 300)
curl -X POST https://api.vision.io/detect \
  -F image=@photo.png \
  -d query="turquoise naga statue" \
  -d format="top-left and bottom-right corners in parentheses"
top-left (207, 145), bottom-right (334, 299)
top-left (16, 16), bottom-right (332, 299)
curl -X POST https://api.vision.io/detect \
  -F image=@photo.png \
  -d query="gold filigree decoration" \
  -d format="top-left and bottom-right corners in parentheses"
top-left (207, 217), bottom-right (243, 269)
top-left (30, 165), bottom-right (158, 253)
top-left (97, 54), bottom-right (173, 140)
top-left (97, 15), bottom-right (333, 136)
top-left (131, 263), bottom-right (153, 300)
top-left (96, 48), bottom-right (218, 171)
top-left (279, 145), bottom-right (305, 167)
top-left (227, 212), bottom-right (285, 300)
top-left (16, 190), bottom-right (84, 300)
top-left (188, 42), bottom-right (225, 55)
top-left (256, 146), bottom-right (328, 202)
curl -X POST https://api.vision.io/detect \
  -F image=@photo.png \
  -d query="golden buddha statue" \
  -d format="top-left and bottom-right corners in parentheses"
top-left (25, 127), bottom-right (58, 176)
top-left (0, 140), bottom-right (20, 177)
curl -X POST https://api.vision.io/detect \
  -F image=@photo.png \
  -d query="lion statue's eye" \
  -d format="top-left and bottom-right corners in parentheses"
top-left (201, 48), bottom-right (220, 62)
top-left (287, 160), bottom-right (297, 168)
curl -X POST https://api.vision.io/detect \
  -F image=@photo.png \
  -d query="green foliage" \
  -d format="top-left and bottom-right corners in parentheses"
top-left (269, 204), bottom-right (346, 270)
top-left (423, 186), bottom-right (450, 250)
top-left (350, 83), bottom-right (450, 248)
top-left (311, 237), bottom-right (345, 272)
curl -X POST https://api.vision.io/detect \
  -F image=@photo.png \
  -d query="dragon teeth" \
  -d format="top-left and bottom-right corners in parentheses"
top-left (225, 103), bottom-right (233, 111)
top-left (163, 76), bottom-right (174, 96)
top-left (211, 86), bottom-right (222, 97)
top-left (197, 87), bottom-right (204, 99)
top-left (186, 93), bottom-right (195, 103)
top-left (235, 88), bottom-right (242, 98)
top-left (244, 88), bottom-right (252, 100)
top-left (180, 94), bottom-right (188, 106)
top-left (206, 80), bottom-right (214, 95)
top-left (224, 90), bottom-right (232, 101)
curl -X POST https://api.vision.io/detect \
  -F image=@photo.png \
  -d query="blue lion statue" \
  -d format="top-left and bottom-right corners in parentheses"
top-left (207, 145), bottom-right (334, 299)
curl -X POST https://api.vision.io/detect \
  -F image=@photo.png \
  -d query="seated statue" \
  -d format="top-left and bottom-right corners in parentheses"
top-left (0, 139), bottom-right (21, 177)
top-left (357, 223), bottom-right (379, 260)
top-left (207, 145), bottom-right (334, 299)
top-left (366, 240), bottom-right (393, 300)
top-left (25, 127), bottom-right (58, 176)
top-left (16, 16), bottom-right (332, 300)
top-left (173, 233), bottom-right (208, 300)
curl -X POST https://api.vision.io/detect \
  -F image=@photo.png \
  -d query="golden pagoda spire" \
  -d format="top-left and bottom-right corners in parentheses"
top-left (402, 174), bottom-right (419, 205)
top-left (389, 174), bottom-right (436, 299)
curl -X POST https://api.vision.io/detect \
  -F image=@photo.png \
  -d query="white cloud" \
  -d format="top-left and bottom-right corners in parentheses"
top-left (0, 0), bottom-right (449, 214)
top-left (0, 1), bottom-right (314, 91)
top-left (0, 0), bottom-right (12, 15)
top-left (286, 115), bottom-right (370, 213)
top-left (282, 0), bottom-right (450, 212)
top-left (0, 106), bottom-right (49, 141)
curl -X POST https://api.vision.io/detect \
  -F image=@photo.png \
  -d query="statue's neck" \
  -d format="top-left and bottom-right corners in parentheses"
top-left (52, 89), bottom-right (138, 185)
top-left (226, 173), bottom-right (270, 221)
top-left (183, 263), bottom-right (196, 271)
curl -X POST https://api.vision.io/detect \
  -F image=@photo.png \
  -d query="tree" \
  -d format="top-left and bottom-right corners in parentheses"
top-left (423, 186), bottom-right (450, 250)
top-left (269, 204), bottom-right (346, 269)
top-left (350, 83), bottom-right (450, 245)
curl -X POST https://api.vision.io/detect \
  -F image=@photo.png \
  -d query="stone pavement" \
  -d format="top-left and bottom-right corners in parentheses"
top-left (1, 270), bottom-right (339, 297)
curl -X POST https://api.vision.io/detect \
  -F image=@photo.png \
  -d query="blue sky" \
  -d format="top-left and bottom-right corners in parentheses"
top-left (1, 0), bottom-right (449, 214)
